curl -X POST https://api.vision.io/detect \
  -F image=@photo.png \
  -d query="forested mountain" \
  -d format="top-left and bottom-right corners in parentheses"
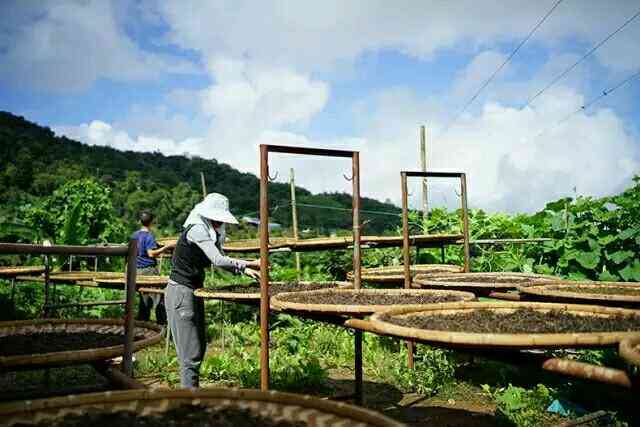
top-left (0, 111), bottom-right (400, 241)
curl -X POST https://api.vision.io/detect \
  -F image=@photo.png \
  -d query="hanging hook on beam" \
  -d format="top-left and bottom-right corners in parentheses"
top-left (343, 172), bottom-right (354, 181)
top-left (268, 171), bottom-right (279, 182)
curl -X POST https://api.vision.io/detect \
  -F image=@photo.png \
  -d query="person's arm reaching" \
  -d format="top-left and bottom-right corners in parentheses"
top-left (187, 225), bottom-right (248, 274)
top-left (147, 242), bottom-right (175, 258)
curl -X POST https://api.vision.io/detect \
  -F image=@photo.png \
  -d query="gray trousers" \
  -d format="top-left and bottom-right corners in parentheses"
top-left (165, 282), bottom-right (206, 388)
top-left (137, 266), bottom-right (166, 325)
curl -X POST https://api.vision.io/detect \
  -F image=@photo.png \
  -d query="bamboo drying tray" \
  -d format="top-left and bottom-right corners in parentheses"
top-left (347, 264), bottom-right (463, 284)
top-left (159, 234), bottom-right (463, 253)
top-left (0, 388), bottom-right (405, 427)
top-left (368, 301), bottom-right (640, 350)
top-left (518, 281), bottom-right (640, 308)
top-left (0, 319), bottom-right (162, 369)
top-left (414, 272), bottom-right (560, 295)
top-left (194, 281), bottom-right (351, 302)
top-left (271, 288), bottom-right (476, 316)
top-left (0, 266), bottom-right (46, 278)
top-left (94, 275), bottom-right (169, 287)
top-left (48, 271), bottom-right (123, 283)
top-left (619, 336), bottom-right (640, 367)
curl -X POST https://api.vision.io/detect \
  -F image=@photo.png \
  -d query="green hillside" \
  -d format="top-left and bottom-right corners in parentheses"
top-left (0, 111), bottom-right (400, 240)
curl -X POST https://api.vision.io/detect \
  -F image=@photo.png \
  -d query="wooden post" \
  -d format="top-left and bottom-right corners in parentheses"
top-left (200, 172), bottom-right (207, 198)
top-left (259, 145), bottom-right (270, 391)
top-left (289, 168), bottom-right (302, 279)
top-left (420, 125), bottom-right (428, 223)
top-left (122, 239), bottom-right (138, 377)
top-left (42, 256), bottom-right (50, 318)
top-left (461, 174), bottom-right (471, 273)
top-left (400, 172), bottom-right (415, 369)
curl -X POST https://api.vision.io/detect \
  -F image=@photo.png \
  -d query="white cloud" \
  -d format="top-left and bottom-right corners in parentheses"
top-left (0, 1), bottom-right (198, 92)
top-left (155, 0), bottom-right (640, 73)
top-left (54, 120), bottom-right (202, 156)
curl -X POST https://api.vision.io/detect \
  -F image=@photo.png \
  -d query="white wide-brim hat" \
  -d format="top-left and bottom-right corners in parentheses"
top-left (191, 193), bottom-right (239, 225)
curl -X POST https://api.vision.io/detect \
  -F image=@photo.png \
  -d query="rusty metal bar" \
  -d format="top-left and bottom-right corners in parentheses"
top-left (542, 358), bottom-right (633, 388)
top-left (265, 144), bottom-right (354, 158)
top-left (460, 173), bottom-right (471, 273)
top-left (0, 243), bottom-right (128, 256)
top-left (400, 172), bottom-right (415, 369)
top-left (122, 239), bottom-right (137, 377)
top-left (259, 144), bottom-right (270, 391)
top-left (354, 329), bottom-right (363, 405)
top-left (404, 171), bottom-right (464, 178)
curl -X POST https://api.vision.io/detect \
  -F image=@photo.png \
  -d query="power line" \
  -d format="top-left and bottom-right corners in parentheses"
top-left (534, 68), bottom-right (640, 138)
top-left (522, 8), bottom-right (640, 110)
top-left (439, 0), bottom-right (564, 137)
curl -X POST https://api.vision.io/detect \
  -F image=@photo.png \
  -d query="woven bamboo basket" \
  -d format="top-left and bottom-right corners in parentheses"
top-left (414, 272), bottom-right (560, 295)
top-left (0, 266), bottom-right (46, 278)
top-left (194, 281), bottom-right (351, 301)
top-left (369, 301), bottom-right (640, 350)
top-left (347, 264), bottom-right (463, 284)
top-left (271, 288), bottom-right (476, 316)
top-left (518, 281), bottom-right (640, 308)
top-left (619, 336), bottom-right (640, 367)
top-left (0, 319), bottom-right (162, 369)
top-left (94, 276), bottom-right (169, 287)
top-left (0, 388), bottom-right (405, 427)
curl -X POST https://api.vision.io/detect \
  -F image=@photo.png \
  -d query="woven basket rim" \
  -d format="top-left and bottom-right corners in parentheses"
top-left (0, 388), bottom-right (405, 426)
top-left (518, 282), bottom-right (640, 303)
top-left (194, 281), bottom-right (351, 300)
top-left (368, 301), bottom-right (640, 349)
top-left (619, 336), bottom-right (640, 367)
top-left (271, 288), bottom-right (476, 314)
top-left (0, 319), bottom-right (162, 369)
top-left (415, 271), bottom-right (560, 282)
top-left (94, 276), bottom-right (169, 286)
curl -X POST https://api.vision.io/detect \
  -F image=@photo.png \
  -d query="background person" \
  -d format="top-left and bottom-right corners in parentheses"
top-left (166, 193), bottom-right (260, 388)
top-left (132, 210), bottom-right (175, 325)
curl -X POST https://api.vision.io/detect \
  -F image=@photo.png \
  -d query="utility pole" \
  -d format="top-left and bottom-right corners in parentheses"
top-left (200, 172), bottom-right (207, 198)
top-left (420, 125), bottom-right (428, 224)
top-left (289, 168), bottom-right (301, 279)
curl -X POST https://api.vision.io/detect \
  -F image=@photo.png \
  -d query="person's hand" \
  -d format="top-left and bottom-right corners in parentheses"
top-left (165, 241), bottom-right (177, 249)
top-left (245, 259), bottom-right (260, 270)
top-left (244, 268), bottom-right (261, 281)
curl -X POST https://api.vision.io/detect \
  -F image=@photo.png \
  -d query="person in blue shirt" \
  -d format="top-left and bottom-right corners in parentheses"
top-left (132, 211), bottom-right (175, 324)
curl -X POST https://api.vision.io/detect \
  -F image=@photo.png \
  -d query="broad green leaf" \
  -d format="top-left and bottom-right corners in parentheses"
top-left (619, 261), bottom-right (640, 282)
top-left (606, 250), bottom-right (634, 264)
top-left (575, 251), bottom-right (600, 269)
top-left (598, 269), bottom-right (618, 282)
top-left (618, 227), bottom-right (639, 241)
top-left (598, 235), bottom-right (617, 246)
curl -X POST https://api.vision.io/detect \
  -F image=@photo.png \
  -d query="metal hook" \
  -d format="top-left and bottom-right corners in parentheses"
top-left (268, 171), bottom-right (279, 181)
top-left (343, 173), bottom-right (353, 181)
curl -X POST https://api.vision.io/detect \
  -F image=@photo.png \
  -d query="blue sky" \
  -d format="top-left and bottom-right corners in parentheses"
top-left (1, 0), bottom-right (639, 212)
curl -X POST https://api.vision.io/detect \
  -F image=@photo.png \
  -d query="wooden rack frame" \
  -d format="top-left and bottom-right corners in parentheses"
top-left (259, 144), bottom-right (362, 398)
top-left (400, 171), bottom-right (470, 368)
top-left (0, 242), bottom-right (138, 377)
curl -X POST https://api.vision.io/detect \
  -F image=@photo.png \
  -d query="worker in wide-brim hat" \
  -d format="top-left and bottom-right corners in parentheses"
top-left (166, 193), bottom-right (260, 388)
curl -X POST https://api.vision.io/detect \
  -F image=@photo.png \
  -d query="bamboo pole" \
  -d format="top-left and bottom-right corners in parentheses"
top-left (200, 171), bottom-right (207, 198)
top-left (290, 168), bottom-right (301, 279)
top-left (420, 125), bottom-right (428, 223)
top-left (259, 145), bottom-right (270, 391)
